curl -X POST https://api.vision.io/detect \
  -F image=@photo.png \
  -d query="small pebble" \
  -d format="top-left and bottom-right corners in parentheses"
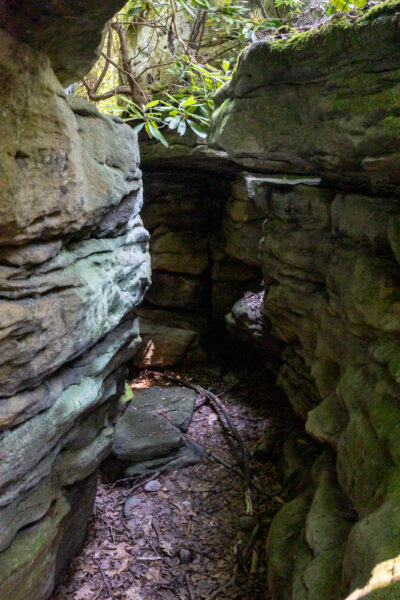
top-left (239, 514), bottom-right (257, 532)
top-left (144, 479), bottom-right (161, 492)
top-left (123, 495), bottom-right (141, 517)
top-left (179, 548), bottom-right (192, 564)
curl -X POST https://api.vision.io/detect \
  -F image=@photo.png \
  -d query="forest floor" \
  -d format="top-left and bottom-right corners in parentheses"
top-left (53, 366), bottom-right (295, 600)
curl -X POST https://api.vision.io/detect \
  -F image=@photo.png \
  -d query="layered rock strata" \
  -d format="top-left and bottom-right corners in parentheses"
top-left (0, 15), bottom-right (150, 599)
top-left (209, 4), bottom-right (400, 598)
top-left (135, 161), bottom-right (263, 367)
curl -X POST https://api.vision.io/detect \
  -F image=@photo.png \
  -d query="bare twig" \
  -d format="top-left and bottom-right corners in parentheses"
top-left (185, 574), bottom-right (196, 600)
top-left (207, 450), bottom-right (236, 470)
top-left (91, 555), bottom-right (114, 598)
top-left (236, 547), bottom-right (250, 576)
top-left (148, 371), bottom-right (251, 484)
top-left (93, 27), bottom-right (113, 94)
top-left (114, 470), bottom-right (161, 491)
top-left (151, 516), bottom-right (162, 544)
top-left (243, 524), bottom-right (260, 562)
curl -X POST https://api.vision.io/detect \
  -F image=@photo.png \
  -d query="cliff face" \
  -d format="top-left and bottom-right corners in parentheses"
top-left (208, 5), bottom-right (400, 598)
top-left (0, 6), bottom-right (150, 598)
top-left (138, 4), bottom-right (400, 598)
top-left (2, 1), bottom-right (400, 598)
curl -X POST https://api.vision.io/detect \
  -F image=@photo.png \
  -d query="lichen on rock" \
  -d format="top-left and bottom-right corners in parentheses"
top-left (0, 11), bottom-right (150, 598)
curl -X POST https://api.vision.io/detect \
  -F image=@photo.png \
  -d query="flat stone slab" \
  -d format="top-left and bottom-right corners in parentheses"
top-left (124, 441), bottom-right (206, 477)
top-left (130, 386), bottom-right (197, 432)
top-left (112, 386), bottom-right (197, 466)
top-left (113, 411), bottom-right (182, 462)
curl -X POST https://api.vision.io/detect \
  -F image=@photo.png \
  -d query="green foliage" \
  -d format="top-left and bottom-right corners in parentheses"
top-left (84, 0), bottom-right (386, 145)
top-left (112, 59), bottom-right (230, 146)
top-left (327, 0), bottom-right (366, 13)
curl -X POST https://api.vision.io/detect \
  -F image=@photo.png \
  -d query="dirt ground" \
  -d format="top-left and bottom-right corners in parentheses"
top-left (53, 367), bottom-right (295, 600)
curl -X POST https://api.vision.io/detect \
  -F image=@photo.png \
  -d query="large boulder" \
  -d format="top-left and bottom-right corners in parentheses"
top-left (209, 5), bottom-right (400, 193)
top-left (110, 386), bottom-right (204, 476)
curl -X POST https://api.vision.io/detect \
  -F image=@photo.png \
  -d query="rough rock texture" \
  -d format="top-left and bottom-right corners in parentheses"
top-left (0, 19), bottom-right (150, 600)
top-left (137, 160), bottom-right (262, 366)
top-left (209, 5), bottom-right (400, 194)
top-left (0, 0), bottom-right (125, 85)
top-left (109, 386), bottom-right (205, 476)
top-left (210, 4), bottom-right (400, 598)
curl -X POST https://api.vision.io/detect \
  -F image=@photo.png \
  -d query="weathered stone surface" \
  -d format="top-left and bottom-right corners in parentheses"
top-left (111, 386), bottom-right (202, 476)
top-left (146, 271), bottom-right (205, 309)
top-left (124, 441), bottom-right (206, 476)
top-left (128, 386), bottom-right (197, 431)
top-left (0, 24), bottom-right (150, 600)
top-left (1, 1), bottom-right (126, 85)
top-left (226, 291), bottom-right (284, 352)
top-left (134, 306), bottom-right (205, 367)
top-left (140, 130), bottom-right (237, 172)
top-left (142, 171), bottom-right (212, 231)
top-left (139, 158), bottom-right (265, 362)
top-left (114, 411), bottom-right (183, 462)
top-left (209, 6), bottom-right (400, 193)
top-left (210, 5), bottom-right (400, 598)
top-left (223, 176), bottom-right (266, 266)
top-left (268, 451), bottom-right (354, 600)
top-left (151, 225), bottom-right (209, 275)
top-left (0, 33), bottom-right (142, 247)
top-left (211, 245), bottom-right (262, 319)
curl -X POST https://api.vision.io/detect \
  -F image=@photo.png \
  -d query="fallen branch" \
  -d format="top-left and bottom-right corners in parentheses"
top-left (243, 524), bottom-right (260, 563)
top-left (112, 470), bottom-right (161, 492)
top-left (185, 574), bottom-right (196, 600)
top-left (148, 371), bottom-right (250, 484)
top-left (91, 555), bottom-right (114, 598)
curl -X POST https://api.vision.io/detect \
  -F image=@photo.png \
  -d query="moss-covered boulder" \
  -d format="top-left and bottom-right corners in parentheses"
top-left (209, 3), bottom-right (400, 193)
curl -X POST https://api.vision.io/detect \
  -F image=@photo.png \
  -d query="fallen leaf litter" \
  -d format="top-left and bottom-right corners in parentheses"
top-left (52, 367), bottom-right (295, 600)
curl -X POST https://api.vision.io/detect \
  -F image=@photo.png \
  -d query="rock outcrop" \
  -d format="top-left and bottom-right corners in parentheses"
top-left (0, 5), bottom-right (150, 598)
top-left (209, 4), bottom-right (400, 598)
top-left (0, 0), bottom-right (125, 85)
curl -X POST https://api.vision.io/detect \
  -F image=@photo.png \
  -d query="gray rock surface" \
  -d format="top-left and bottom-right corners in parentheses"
top-left (114, 411), bottom-right (184, 462)
top-left (111, 386), bottom-right (203, 476)
top-left (127, 386), bottom-right (197, 431)
top-left (209, 7), bottom-right (400, 193)
top-left (209, 4), bottom-right (400, 598)
top-left (0, 21), bottom-right (150, 600)
top-left (124, 441), bottom-right (206, 477)
top-left (0, 1), bottom-right (127, 85)
top-left (138, 164), bottom-right (263, 365)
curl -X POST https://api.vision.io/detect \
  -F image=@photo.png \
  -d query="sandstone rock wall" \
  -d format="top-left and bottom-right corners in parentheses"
top-left (0, 7), bottom-right (150, 598)
top-left (135, 152), bottom-right (263, 367)
top-left (209, 4), bottom-right (400, 598)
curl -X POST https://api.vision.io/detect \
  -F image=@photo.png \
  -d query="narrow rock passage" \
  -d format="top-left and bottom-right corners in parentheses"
top-left (53, 367), bottom-right (295, 600)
